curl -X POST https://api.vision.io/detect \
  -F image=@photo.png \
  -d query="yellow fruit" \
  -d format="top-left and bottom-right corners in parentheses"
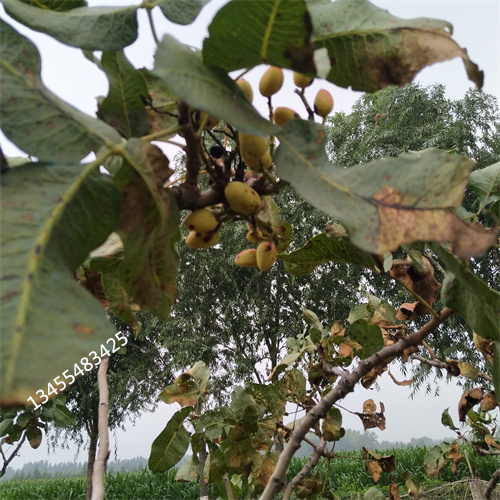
top-left (185, 230), bottom-right (220, 249)
top-left (259, 66), bottom-right (284, 98)
top-left (314, 89), bottom-right (334, 118)
top-left (293, 72), bottom-right (314, 88)
top-left (184, 209), bottom-right (218, 232)
top-left (273, 107), bottom-right (300, 126)
top-left (236, 78), bottom-right (253, 102)
top-left (239, 132), bottom-right (268, 173)
top-left (224, 181), bottom-right (262, 216)
top-left (259, 151), bottom-right (273, 170)
top-left (256, 240), bottom-right (277, 271)
top-left (246, 230), bottom-right (264, 244)
top-left (234, 248), bottom-right (258, 267)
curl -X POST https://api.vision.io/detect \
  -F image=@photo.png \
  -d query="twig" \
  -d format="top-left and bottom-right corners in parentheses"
top-left (91, 356), bottom-right (110, 500)
top-left (282, 438), bottom-right (326, 500)
top-left (259, 308), bottom-right (454, 500)
top-left (223, 473), bottom-right (234, 500)
top-left (411, 354), bottom-right (493, 383)
top-left (146, 8), bottom-right (159, 45)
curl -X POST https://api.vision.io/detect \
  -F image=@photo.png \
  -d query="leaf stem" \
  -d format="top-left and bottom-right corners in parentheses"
top-left (140, 124), bottom-right (184, 143)
top-left (146, 8), bottom-right (160, 46)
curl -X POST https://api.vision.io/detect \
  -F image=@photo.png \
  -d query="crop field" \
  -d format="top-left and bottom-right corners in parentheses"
top-left (0, 447), bottom-right (498, 499)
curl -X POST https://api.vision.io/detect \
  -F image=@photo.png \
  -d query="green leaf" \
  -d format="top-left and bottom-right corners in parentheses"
top-left (363, 487), bottom-right (386, 500)
top-left (174, 454), bottom-right (199, 482)
top-left (424, 442), bottom-right (451, 477)
top-left (349, 320), bottom-right (384, 360)
top-left (348, 296), bottom-right (396, 326)
top-left (157, 0), bottom-right (210, 25)
top-left (441, 408), bottom-right (458, 431)
top-left (403, 470), bottom-right (423, 498)
top-left (26, 426), bottom-right (42, 449)
top-left (0, 20), bottom-right (122, 163)
top-left (433, 244), bottom-right (500, 342)
top-left (140, 69), bottom-right (179, 141)
top-left (148, 406), bottom-right (192, 473)
top-left (270, 346), bottom-right (314, 381)
top-left (153, 35), bottom-right (278, 136)
top-left (19, 0), bottom-right (87, 12)
top-left (468, 162), bottom-right (500, 215)
top-left (279, 230), bottom-right (379, 276)
top-left (3, 0), bottom-right (138, 51)
top-left (322, 407), bottom-right (344, 441)
top-left (203, 0), bottom-right (315, 74)
top-left (113, 139), bottom-right (179, 320)
top-left (308, 0), bottom-right (483, 92)
top-left (50, 401), bottom-right (76, 427)
top-left (0, 418), bottom-right (14, 437)
top-left (0, 163), bottom-right (121, 406)
top-left (98, 51), bottom-right (149, 138)
top-left (274, 120), bottom-right (495, 257)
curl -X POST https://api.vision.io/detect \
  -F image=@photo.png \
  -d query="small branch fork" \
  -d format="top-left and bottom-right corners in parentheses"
top-left (259, 307), bottom-right (454, 500)
top-left (0, 431), bottom-right (27, 478)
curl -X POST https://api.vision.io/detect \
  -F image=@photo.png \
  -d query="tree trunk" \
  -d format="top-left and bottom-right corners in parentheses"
top-left (91, 355), bottom-right (110, 500)
top-left (86, 416), bottom-right (99, 500)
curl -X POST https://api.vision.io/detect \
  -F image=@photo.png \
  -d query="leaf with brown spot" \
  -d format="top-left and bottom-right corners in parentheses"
top-left (275, 122), bottom-right (495, 257)
top-left (363, 447), bottom-right (396, 482)
top-left (458, 387), bottom-right (484, 422)
top-left (363, 399), bottom-right (377, 414)
top-left (113, 139), bottom-right (179, 320)
top-left (356, 402), bottom-right (386, 430)
top-left (457, 362), bottom-right (479, 380)
top-left (485, 434), bottom-right (500, 450)
top-left (424, 442), bottom-right (452, 477)
top-left (403, 470), bottom-right (423, 498)
top-left (308, 0), bottom-right (483, 92)
top-left (396, 302), bottom-right (419, 321)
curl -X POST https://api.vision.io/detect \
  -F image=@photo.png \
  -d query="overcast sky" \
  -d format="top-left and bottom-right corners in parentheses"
top-left (0, 0), bottom-right (498, 469)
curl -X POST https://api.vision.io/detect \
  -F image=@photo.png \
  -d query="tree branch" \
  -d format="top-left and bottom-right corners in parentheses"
top-left (486, 467), bottom-right (500, 499)
top-left (0, 431), bottom-right (26, 478)
top-left (91, 356), bottom-right (110, 500)
top-left (411, 353), bottom-right (493, 383)
top-left (259, 307), bottom-right (454, 500)
top-left (282, 437), bottom-right (326, 500)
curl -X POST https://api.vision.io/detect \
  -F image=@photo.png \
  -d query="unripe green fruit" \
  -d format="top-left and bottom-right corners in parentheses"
top-left (185, 230), bottom-right (220, 249)
top-left (273, 107), bottom-right (300, 126)
top-left (234, 248), bottom-right (258, 267)
top-left (293, 72), bottom-right (314, 88)
top-left (184, 209), bottom-right (218, 232)
top-left (224, 181), bottom-right (262, 216)
top-left (314, 89), bottom-right (334, 118)
top-left (256, 240), bottom-right (277, 271)
top-left (259, 151), bottom-right (273, 171)
top-left (259, 66), bottom-right (284, 98)
top-left (236, 78), bottom-right (253, 102)
top-left (239, 132), bottom-right (268, 173)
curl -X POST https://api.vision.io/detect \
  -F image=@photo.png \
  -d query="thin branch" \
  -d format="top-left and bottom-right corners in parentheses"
top-left (146, 8), bottom-right (159, 45)
top-left (486, 467), bottom-right (500, 499)
top-left (91, 356), bottom-right (110, 500)
top-left (411, 354), bottom-right (493, 383)
top-left (282, 438), bottom-right (326, 500)
top-left (0, 432), bottom-right (27, 478)
top-left (223, 473), bottom-right (234, 500)
top-left (259, 308), bottom-right (454, 500)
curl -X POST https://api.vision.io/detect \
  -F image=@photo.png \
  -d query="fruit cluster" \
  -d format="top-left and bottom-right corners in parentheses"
top-left (183, 66), bottom-right (335, 272)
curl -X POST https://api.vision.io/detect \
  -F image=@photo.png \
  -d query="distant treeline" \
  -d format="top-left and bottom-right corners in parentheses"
top-left (1, 430), bottom-right (448, 481)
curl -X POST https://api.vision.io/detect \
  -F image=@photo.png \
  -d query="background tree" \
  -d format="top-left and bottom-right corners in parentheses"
top-left (48, 315), bottom-right (172, 500)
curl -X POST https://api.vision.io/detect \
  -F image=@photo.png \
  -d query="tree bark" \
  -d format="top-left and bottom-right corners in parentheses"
top-left (91, 356), bottom-right (110, 500)
top-left (86, 416), bottom-right (99, 500)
